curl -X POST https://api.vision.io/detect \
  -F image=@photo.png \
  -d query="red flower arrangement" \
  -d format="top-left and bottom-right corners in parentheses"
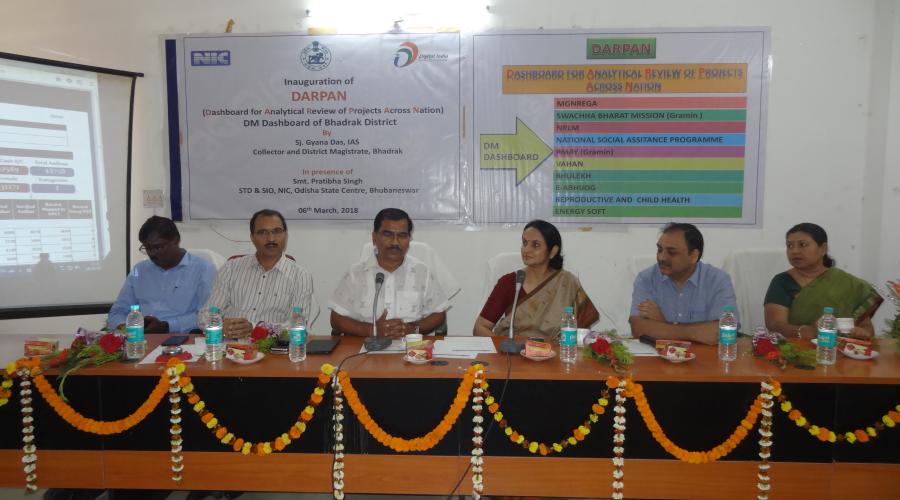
top-left (753, 337), bottom-right (816, 370)
top-left (582, 332), bottom-right (633, 373)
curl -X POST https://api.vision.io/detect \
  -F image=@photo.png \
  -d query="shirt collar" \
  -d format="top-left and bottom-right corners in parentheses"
top-left (255, 253), bottom-right (290, 273)
top-left (657, 261), bottom-right (703, 287)
top-left (363, 251), bottom-right (408, 275)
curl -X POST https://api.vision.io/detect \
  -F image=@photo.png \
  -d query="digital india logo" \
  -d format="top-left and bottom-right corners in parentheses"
top-left (300, 41), bottom-right (332, 71)
top-left (393, 42), bottom-right (419, 68)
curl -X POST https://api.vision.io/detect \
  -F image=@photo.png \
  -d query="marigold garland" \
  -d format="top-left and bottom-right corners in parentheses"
top-left (28, 357), bottom-right (168, 435)
top-left (166, 360), bottom-right (184, 483)
top-left (757, 380), bottom-right (775, 500)
top-left (774, 380), bottom-right (900, 444)
top-left (481, 379), bottom-right (612, 455)
top-left (179, 363), bottom-right (335, 455)
top-left (470, 364), bottom-right (485, 499)
top-left (626, 378), bottom-right (763, 463)
top-left (1, 371), bottom-right (14, 408)
top-left (337, 365), bottom-right (477, 452)
top-left (332, 373), bottom-right (345, 500)
top-left (19, 366), bottom-right (37, 493)
top-left (611, 377), bottom-right (627, 500)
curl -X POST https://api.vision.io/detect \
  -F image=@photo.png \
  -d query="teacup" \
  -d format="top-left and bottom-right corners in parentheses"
top-left (836, 317), bottom-right (854, 334)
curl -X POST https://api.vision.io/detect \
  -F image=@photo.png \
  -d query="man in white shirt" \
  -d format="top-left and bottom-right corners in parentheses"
top-left (199, 209), bottom-right (313, 339)
top-left (329, 208), bottom-right (449, 338)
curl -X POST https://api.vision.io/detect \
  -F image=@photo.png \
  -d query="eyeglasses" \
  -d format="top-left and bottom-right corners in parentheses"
top-left (253, 228), bottom-right (286, 238)
top-left (139, 240), bottom-right (174, 255)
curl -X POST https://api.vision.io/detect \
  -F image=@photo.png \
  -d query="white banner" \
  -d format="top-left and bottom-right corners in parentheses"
top-left (175, 33), bottom-right (461, 221)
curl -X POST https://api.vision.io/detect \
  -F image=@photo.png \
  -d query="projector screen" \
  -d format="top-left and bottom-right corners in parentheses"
top-left (0, 53), bottom-right (140, 318)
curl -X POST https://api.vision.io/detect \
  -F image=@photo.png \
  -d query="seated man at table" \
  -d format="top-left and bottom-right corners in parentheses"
top-left (198, 209), bottom-right (313, 339)
top-left (108, 215), bottom-right (216, 333)
top-left (629, 222), bottom-right (738, 345)
top-left (329, 208), bottom-right (449, 338)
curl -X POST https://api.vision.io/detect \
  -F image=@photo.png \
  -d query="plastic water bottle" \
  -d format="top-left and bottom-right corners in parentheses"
top-left (205, 306), bottom-right (224, 363)
top-left (288, 306), bottom-right (307, 363)
top-left (125, 304), bottom-right (146, 360)
top-left (559, 306), bottom-right (577, 364)
top-left (718, 306), bottom-right (738, 361)
top-left (816, 307), bottom-right (837, 366)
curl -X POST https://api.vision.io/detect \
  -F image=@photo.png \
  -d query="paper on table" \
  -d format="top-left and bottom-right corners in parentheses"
top-left (622, 339), bottom-right (659, 357)
top-left (434, 336), bottom-right (497, 354)
top-left (358, 339), bottom-right (406, 354)
top-left (138, 343), bottom-right (204, 364)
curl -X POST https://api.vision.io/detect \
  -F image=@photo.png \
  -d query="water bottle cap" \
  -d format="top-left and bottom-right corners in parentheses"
top-left (293, 306), bottom-right (302, 313)
top-left (564, 306), bottom-right (574, 314)
top-left (823, 307), bottom-right (833, 314)
top-left (723, 306), bottom-right (733, 312)
top-left (130, 304), bottom-right (140, 311)
top-left (209, 306), bottom-right (220, 313)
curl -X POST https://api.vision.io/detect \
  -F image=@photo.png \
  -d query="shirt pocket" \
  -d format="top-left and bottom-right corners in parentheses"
top-left (395, 290), bottom-right (423, 320)
top-left (689, 307), bottom-right (710, 323)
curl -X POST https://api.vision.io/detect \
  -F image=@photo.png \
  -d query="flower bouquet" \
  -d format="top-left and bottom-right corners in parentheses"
top-left (582, 330), bottom-right (633, 373)
top-left (38, 328), bottom-right (125, 401)
top-left (752, 335), bottom-right (816, 370)
top-left (249, 321), bottom-right (285, 353)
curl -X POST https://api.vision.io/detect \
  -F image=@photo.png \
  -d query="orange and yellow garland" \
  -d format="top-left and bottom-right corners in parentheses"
top-left (773, 380), bottom-right (900, 444)
top-left (338, 364), bottom-right (478, 452)
top-left (482, 377), bottom-right (614, 455)
top-left (178, 363), bottom-right (335, 455)
top-left (626, 377), bottom-right (763, 464)
top-left (25, 357), bottom-right (169, 435)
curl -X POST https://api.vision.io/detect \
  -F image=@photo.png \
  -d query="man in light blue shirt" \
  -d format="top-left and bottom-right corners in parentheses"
top-left (108, 216), bottom-right (217, 333)
top-left (629, 222), bottom-right (738, 345)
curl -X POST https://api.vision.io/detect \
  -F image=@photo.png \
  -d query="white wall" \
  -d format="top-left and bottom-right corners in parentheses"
top-left (1, 0), bottom-right (897, 337)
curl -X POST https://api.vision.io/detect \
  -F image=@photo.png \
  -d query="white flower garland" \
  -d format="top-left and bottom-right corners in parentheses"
top-left (611, 378), bottom-right (627, 500)
top-left (332, 373), bottom-right (345, 500)
top-left (470, 365), bottom-right (485, 499)
top-left (19, 368), bottom-right (37, 493)
top-left (167, 364), bottom-right (184, 483)
top-left (757, 380), bottom-right (775, 499)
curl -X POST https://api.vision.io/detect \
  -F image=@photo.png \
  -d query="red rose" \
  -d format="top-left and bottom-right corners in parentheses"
top-left (98, 333), bottom-right (124, 354)
top-left (48, 349), bottom-right (69, 367)
top-left (754, 338), bottom-right (777, 356)
top-left (250, 324), bottom-right (269, 341)
top-left (591, 338), bottom-right (611, 356)
top-left (70, 337), bottom-right (86, 350)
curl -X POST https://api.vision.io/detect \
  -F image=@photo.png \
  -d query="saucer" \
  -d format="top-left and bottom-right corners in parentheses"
top-left (225, 351), bottom-right (264, 364)
top-left (520, 349), bottom-right (556, 361)
top-left (841, 349), bottom-right (879, 361)
top-left (404, 354), bottom-right (429, 365)
top-left (662, 352), bottom-right (696, 364)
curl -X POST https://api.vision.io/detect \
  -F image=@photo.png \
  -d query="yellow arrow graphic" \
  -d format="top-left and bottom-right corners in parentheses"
top-left (480, 118), bottom-right (552, 184)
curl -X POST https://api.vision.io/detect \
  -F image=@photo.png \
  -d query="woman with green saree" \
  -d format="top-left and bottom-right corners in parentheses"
top-left (764, 223), bottom-right (882, 340)
top-left (474, 220), bottom-right (599, 340)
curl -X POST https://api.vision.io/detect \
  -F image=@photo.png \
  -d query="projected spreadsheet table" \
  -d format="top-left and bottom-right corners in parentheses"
top-left (0, 200), bottom-right (97, 267)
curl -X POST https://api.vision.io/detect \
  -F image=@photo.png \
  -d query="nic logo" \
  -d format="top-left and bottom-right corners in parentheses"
top-left (393, 42), bottom-right (419, 68)
top-left (191, 50), bottom-right (231, 66)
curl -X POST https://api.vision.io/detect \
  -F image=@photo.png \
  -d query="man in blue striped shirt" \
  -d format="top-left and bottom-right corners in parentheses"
top-left (629, 222), bottom-right (738, 345)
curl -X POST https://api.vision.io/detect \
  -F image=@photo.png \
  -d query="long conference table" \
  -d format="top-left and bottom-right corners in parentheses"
top-left (0, 334), bottom-right (898, 499)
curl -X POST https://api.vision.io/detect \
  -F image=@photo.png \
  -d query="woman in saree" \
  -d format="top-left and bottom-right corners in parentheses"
top-left (474, 219), bottom-right (599, 339)
top-left (764, 223), bottom-right (882, 340)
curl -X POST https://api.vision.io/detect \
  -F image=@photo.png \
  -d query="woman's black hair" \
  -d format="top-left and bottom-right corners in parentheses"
top-left (787, 222), bottom-right (835, 267)
top-left (524, 219), bottom-right (563, 270)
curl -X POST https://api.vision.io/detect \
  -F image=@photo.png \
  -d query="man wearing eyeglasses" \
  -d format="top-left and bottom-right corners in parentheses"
top-left (329, 208), bottom-right (448, 338)
top-left (108, 216), bottom-right (217, 333)
top-left (199, 209), bottom-right (313, 339)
